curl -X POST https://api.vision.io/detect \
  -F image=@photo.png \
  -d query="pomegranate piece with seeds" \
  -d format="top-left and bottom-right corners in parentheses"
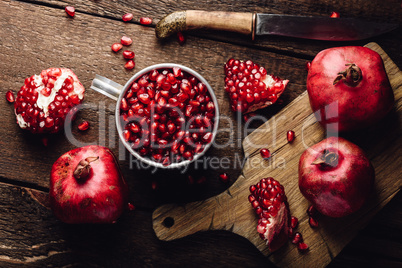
top-left (6, 90), bottom-right (15, 103)
top-left (121, 36), bottom-right (133, 46)
top-left (65, 6), bottom-right (75, 17)
top-left (14, 68), bottom-right (85, 134)
top-left (139, 17), bottom-right (153, 25)
top-left (119, 67), bottom-right (216, 166)
top-left (249, 177), bottom-right (290, 252)
top-left (224, 59), bottom-right (289, 114)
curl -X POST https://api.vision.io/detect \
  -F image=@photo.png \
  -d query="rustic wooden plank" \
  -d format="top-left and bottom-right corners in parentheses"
top-left (0, 0), bottom-right (306, 207)
top-left (0, 182), bottom-right (271, 267)
top-left (0, 182), bottom-right (401, 267)
top-left (19, 0), bottom-right (402, 66)
top-left (152, 43), bottom-right (402, 267)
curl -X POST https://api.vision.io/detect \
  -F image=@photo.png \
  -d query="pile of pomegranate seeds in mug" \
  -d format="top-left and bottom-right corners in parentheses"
top-left (119, 67), bottom-right (216, 166)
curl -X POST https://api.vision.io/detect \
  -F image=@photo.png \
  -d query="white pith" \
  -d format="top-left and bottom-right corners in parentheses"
top-left (16, 114), bottom-right (29, 128)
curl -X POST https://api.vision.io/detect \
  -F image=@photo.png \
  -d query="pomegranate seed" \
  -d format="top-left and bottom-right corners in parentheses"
top-left (6, 90), bottom-right (15, 103)
top-left (121, 36), bottom-right (133, 46)
top-left (291, 232), bottom-right (302, 244)
top-left (187, 175), bottom-right (195, 185)
top-left (260, 148), bottom-right (271, 159)
top-left (151, 181), bottom-right (158, 190)
top-left (219, 173), bottom-right (229, 183)
top-left (307, 205), bottom-right (317, 217)
top-left (290, 216), bottom-right (298, 229)
top-left (124, 60), bottom-right (135, 70)
top-left (122, 13), bottom-right (133, 22)
top-left (309, 216), bottom-right (319, 228)
top-left (41, 137), bottom-right (48, 147)
top-left (330, 11), bottom-right (340, 18)
top-left (111, 43), bottom-right (123, 52)
top-left (123, 50), bottom-right (135, 59)
top-left (177, 32), bottom-right (186, 45)
top-left (297, 242), bottom-right (309, 251)
top-left (197, 176), bottom-right (207, 184)
top-left (78, 121), bottom-right (90, 131)
top-left (65, 6), bottom-right (75, 17)
top-left (127, 202), bottom-right (135, 211)
top-left (139, 17), bottom-right (152, 25)
top-left (305, 62), bottom-right (311, 71)
top-left (287, 130), bottom-right (295, 143)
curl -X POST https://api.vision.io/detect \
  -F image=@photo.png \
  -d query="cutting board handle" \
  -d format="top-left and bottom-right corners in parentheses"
top-left (152, 188), bottom-right (237, 241)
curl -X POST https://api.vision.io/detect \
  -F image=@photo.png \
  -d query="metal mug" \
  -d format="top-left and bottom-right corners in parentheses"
top-left (90, 63), bottom-right (220, 169)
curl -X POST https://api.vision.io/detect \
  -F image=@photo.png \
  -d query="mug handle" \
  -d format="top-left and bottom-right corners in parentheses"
top-left (90, 74), bottom-right (124, 101)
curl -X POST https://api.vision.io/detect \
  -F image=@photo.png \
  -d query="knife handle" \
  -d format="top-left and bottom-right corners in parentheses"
top-left (155, 10), bottom-right (255, 39)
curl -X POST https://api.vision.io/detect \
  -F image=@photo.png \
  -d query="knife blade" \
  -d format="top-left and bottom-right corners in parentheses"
top-left (155, 11), bottom-right (398, 41)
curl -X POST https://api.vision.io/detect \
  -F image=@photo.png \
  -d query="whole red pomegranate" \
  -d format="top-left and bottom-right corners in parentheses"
top-left (49, 145), bottom-right (129, 224)
top-left (307, 46), bottom-right (394, 132)
top-left (298, 137), bottom-right (374, 218)
top-left (14, 68), bottom-right (85, 134)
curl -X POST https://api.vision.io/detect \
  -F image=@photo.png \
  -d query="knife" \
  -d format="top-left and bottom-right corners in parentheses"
top-left (155, 11), bottom-right (398, 41)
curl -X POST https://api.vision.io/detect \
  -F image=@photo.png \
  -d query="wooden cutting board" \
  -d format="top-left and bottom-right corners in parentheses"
top-left (152, 43), bottom-right (402, 267)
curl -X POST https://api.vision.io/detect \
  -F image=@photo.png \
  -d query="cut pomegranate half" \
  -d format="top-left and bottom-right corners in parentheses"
top-left (249, 177), bottom-right (290, 252)
top-left (224, 59), bottom-right (289, 114)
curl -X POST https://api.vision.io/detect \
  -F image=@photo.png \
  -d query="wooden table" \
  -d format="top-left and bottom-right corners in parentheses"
top-left (0, 0), bottom-right (401, 267)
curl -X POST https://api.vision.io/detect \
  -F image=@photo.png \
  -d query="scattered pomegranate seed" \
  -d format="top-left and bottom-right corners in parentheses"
top-left (139, 17), bottom-right (153, 25)
top-left (219, 173), bottom-right (229, 183)
top-left (290, 216), bottom-right (298, 229)
top-left (330, 11), bottom-right (340, 18)
top-left (305, 62), bottom-right (311, 71)
top-left (287, 130), bottom-right (295, 143)
top-left (127, 202), bottom-right (135, 211)
top-left (65, 6), bottom-right (75, 17)
top-left (187, 175), bottom-right (195, 185)
top-left (177, 32), bottom-right (186, 45)
top-left (122, 13), bottom-right (133, 22)
top-left (288, 227), bottom-right (294, 238)
top-left (41, 137), bottom-right (48, 147)
top-left (78, 121), bottom-right (90, 131)
top-left (123, 50), bottom-right (135, 59)
top-left (307, 205), bottom-right (317, 217)
top-left (291, 232), bottom-right (302, 244)
top-left (260, 148), bottom-right (271, 159)
top-left (196, 176), bottom-right (207, 184)
top-left (298, 242), bottom-right (309, 251)
top-left (151, 181), bottom-right (158, 190)
top-left (111, 43), bottom-right (123, 52)
top-left (6, 90), bottom-right (15, 103)
top-left (124, 60), bottom-right (135, 70)
top-left (309, 216), bottom-right (319, 228)
top-left (121, 36), bottom-right (133, 46)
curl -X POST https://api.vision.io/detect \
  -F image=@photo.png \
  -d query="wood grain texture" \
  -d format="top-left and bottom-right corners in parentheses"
top-left (152, 43), bottom-right (402, 267)
top-left (0, 0), bottom-right (401, 266)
